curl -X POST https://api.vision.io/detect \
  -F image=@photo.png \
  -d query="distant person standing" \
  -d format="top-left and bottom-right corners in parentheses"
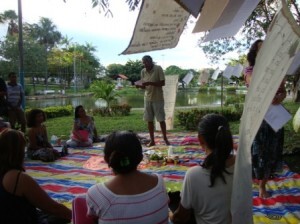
top-left (136, 55), bottom-right (169, 146)
top-left (7, 72), bottom-right (26, 133)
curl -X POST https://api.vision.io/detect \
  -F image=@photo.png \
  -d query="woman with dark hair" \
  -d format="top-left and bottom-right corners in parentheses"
top-left (66, 105), bottom-right (99, 147)
top-left (86, 131), bottom-right (169, 223)
top-left (0, 129), bottom-right (71, 223)
top-left (27, 109), bottom-right (60, 162)
top-left (244, 40), bottom-right (286, 198)
top-left (171, 114), bottom-right (235, 224)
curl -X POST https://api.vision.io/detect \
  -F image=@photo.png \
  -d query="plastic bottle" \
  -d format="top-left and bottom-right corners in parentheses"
top-left (168, 146), bottom-right (174, 157)
top-left (50, 135), bottom-right (57, 145)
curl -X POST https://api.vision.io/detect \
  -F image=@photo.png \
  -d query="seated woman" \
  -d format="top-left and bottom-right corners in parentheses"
top-left (27, 109), bottom-right (60, 162)
top-left (0, 129), bottom-right (72, 223)
top-left (86, 131), bottom-right (169, 223)
top-left (170, 114), bottom-right (235, 224)
top-left (67, 105), bottom-right (99, 148)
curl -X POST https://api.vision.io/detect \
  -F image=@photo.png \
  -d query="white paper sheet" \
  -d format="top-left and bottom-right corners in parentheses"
top-left (264, 104), bottom-right (292, 132)
top-left (182, 71), bottom-right (194, 85)
top-left (211, 68), bottom-right (221, 80)
top-left (121, 0), bottom-right (189, 54)
top-left (192, 0), bottom-right (229, 33)
top-left (203, 0), bottom-right (260, 42)
top-left (231, 1), bottom-right (300, 223)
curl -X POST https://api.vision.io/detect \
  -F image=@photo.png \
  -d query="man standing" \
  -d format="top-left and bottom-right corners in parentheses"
top-left (7, 72), bottom-right (26, 133)
top-left (136, 55), bottom-right (170, 146)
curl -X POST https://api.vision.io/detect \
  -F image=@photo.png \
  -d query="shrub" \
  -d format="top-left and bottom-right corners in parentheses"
top-left (225, 86), bottom-right (237, 92)
top-left (25, 105), bottom-right (73, 119)
top-left (224, 95), bottom-right (245, 110)
top-left (177, 107), bottom-right (242, 130)
top-left (198, 86), bottom-right (208, 92)
top-left (92, 104), bottom-right (132, 117)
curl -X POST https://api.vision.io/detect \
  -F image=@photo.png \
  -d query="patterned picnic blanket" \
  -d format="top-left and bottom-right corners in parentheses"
top-left (24, 132), bottom-right (300, 224)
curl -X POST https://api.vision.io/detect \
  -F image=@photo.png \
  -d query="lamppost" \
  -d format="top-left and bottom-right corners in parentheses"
top-left (18, 0), bottom-right (25, 108)
top-left (73, 44), bottom-right (76, 93)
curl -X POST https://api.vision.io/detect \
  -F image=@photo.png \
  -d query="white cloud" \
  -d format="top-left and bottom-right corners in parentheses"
top-left (0, 0), bottom-right (217, 70)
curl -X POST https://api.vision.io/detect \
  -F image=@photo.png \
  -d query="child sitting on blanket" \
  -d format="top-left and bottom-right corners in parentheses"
top-left (66, 105), bottom-right (100, 148)
top-left (86, 131), bottom-right (169, 223)
top-left (171, 114), bottom-right (235, 224)
top-left (27, 109), bottom-right (60, 162)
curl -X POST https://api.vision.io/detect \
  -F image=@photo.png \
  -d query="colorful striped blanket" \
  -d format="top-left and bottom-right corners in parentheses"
top-left (24, 132), bottom-right (300, 224)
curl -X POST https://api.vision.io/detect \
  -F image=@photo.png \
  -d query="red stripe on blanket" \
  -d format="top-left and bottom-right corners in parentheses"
top-left (43, 184), bottom-right (88, 194)
top-left (253, 195), bottom-right (300, 206)
top-left (28, 166), bottom-right (111, 176)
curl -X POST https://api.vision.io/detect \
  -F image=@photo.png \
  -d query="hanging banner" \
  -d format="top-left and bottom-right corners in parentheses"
top-left (199, 70), bottom-right (210, 84)
top-left (211, 68), bottom-right (221, 80)
top-left (121, 0), bottom-right (189, 55)
top-left (203, 0), bottom-right (260, 42)
top-left (182, 71), bottom-right (194, 85)
top-left (222, 65), bottom-right (234, 79)
top-left (174, 0), bottom-right (204, 18)
top-left (232, 64), bottom-right (244, 77)
top-left (231, 1), bottom-right (300, 223)
top-left (156, 75), bottom-right (179, 131)
top-left (193, 0), bottom-right (229, 33)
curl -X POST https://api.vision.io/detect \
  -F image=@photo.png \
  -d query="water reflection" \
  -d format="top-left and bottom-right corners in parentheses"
top-left (26, 90), bottom-right (243, 109)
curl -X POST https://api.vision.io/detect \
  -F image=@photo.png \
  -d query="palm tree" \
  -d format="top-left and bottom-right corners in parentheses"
top-left (90, 80), bottom-right (119, 115)
top-left (27, 17), bottom-right (62, 89)
top-left (0, 10), bottom-right (18, 36)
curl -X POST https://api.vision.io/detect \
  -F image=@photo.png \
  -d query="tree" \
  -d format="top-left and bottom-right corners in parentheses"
top-left (165, 65), bottom-right (188, 86)
top-left (200, 0), bottom-right (300, 63)
top-left (89, 0), bottom-right (141, 15)
top-left (106, 63), bottom-right (125, 79)
top-left (0, 10), bottom-right (18, 36)
top-left (200, 0), bottom-right (300, 101)
top-left (122, 60), bottom-right (143, 84)
top-left (26, 17), bottom-right (62, 88)
top-left (90, 80), bottom-right (119, 114)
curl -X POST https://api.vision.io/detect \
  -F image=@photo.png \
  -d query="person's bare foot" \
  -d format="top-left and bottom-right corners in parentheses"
top-left (147, 141), bottom-right (155, 147)
top-left (164, 139), bottom-right (170, 145)
top-left (259, 189), bottom-right (271, 198)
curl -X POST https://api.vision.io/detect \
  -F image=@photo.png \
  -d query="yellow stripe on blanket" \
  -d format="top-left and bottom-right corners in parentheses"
top-left (254, 213), bottom-right (300, 224)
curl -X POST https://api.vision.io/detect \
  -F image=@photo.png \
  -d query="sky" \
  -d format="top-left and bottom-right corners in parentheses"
top-left (0, 0), bottom-right (236, 70)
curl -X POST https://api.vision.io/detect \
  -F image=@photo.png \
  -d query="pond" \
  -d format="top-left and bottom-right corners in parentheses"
top-left (25, 89), bottom-right (245, 110)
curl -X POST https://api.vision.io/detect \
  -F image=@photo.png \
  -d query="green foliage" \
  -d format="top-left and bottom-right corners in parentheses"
top-left (201, 0), bottom-right (300, 63)
top-left (225, 86), bottom-right (237, 92)
top-left (92, 104), bottom-right (132, 117)
top-left (46, 110), bottom-right (146, 137)
top-left (177, 108), bottom-right (242, 130)
top-left (123, 60), bottom-right (143, 82)
top-left (208, 87), bottom-right (217, 92)
top-left (198, 86), bottom-right (208, 92)
top-left (106, 63), bottom-right (125, 79)
top-left (224, 95), bottom-right (245, 111)
top-left (25, 105), bottom-right (73, 119)
top-left (90, 80), bottom-right (119, 113)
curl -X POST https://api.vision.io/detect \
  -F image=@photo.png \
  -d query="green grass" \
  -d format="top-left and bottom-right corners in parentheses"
top-left (45, 103), bottom-right (300, 172)
top-left (46, 109), bottom-right (188, 139)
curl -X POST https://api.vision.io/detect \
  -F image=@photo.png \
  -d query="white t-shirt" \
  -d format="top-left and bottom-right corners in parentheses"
top-left (86, 174), bottom-right (169, 224)
top-left (180, 165), bottom-right (234, 224)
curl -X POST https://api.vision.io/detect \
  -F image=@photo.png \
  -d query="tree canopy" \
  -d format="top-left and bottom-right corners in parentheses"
top-left (200, 0), bottom-right (300, 63)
